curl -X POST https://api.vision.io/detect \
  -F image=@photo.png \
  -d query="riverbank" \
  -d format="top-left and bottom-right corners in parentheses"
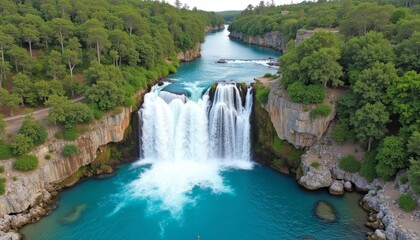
top-left (254, 77), bottom-right (420, 240)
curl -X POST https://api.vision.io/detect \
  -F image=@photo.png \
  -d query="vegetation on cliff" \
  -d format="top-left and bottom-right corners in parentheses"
top-left (232, 0), bottom-right (420, 188)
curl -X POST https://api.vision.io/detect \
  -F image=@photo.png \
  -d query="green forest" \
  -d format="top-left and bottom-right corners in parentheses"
top-left (0, 0), bottom-right (223, 176)
top-left (231, 0), bottom-right (420, 193)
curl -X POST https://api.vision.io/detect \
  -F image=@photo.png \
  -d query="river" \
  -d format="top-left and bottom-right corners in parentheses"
top-left (21, 27), bottom-right (368, 240)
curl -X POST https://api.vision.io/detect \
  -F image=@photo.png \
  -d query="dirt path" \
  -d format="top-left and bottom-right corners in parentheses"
top-left (254, 77), bottom-right (278, 87)
top-left (4, 97), bottom-right (84, 135)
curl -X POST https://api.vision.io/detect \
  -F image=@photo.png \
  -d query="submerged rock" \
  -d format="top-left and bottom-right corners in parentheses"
top-left (60, 204), bottom-right (87, 225)
top-left (315, 201), bottom-right (337, 222)
top-left (329, 180), bottom-right (344, 195)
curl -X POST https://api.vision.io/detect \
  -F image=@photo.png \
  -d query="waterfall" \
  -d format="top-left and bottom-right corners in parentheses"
top-left (140, 83), bottom-right (253, 162)
top-left (130, 83), bottom-right (253, 218)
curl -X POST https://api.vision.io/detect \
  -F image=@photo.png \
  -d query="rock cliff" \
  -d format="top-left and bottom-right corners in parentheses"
top-left (229, 31), bottom-right (285, 51)
top-left (263, 81), bottom-right (335, 148)
top-left (0, 107), bottom-right (132, 215)
top-left (205, 25), bottom-right (225, 32)
top-left (177, 43), bottom-right (201, 62)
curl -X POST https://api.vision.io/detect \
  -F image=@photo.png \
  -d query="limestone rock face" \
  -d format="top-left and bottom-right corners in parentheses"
top-left (205, 25), bottom-right (225, 33)
top-left (329, 180), bottom-right (344, 195)
top-left (177, 43), bottom-right (201, 62)
top-left (298, 154), bottom-right (333, 190)
top-left (263, 81), bottom-right (336, 148)
top-left (332, 166), bottom-right (383, 192)
top-left (229, 31), bottom-right (285, 51)
top-left (0, 107), bottom-right (132, 215)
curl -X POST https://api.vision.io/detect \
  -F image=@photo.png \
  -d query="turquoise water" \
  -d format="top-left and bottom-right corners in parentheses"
top-left (21, 27), bottom-right (368, 240)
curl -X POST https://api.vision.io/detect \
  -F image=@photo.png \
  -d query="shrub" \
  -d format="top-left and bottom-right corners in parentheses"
top-left (256, 86), bottom-right (270, 104)
top-left (312, 104), bottom-right (332, 118)
top-left (0, 166), bottom-right (4, 173)
top-left (13, 155), bottom-right (38, 171)
top-left (0, 178), bottom-right (5, 195)
top-left (10, 134), bottom-right (34, 156)
top-left (330, 121), bottom-right (355, 144)
top-left (45, 154), bottom-right (51, 160)
top-left (397, 194), bottom-right (417, 212)
top-left (0, 141), bottom-right (13, 160)
top-left (263, 73), bottom-right (275, 78)
top-left (400, 176), bottom-right (408, 185)
top-left (62, 144), bottom-right (78, 157)
top-left (92, 107), bottom-right (105, 120)
top-left (375, 136), bottom-right (408, 180)
top-left (63, 127), bottom-right (78, 141)
top-left (311, 161), bottom-right (320, 168)
top-left (408, 158), bottom-right (420, 194)
top-left (360, 151), bottom-right (378, 183)
top-left (19, 116), bottom-right (47, 145)
top-left (287, 82), bottom-right (325, 104)
top-left (339, 155), bottom-right (361, 173)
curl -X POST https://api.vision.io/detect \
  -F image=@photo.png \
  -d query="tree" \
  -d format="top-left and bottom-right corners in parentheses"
top-left (341, 32), bottom-right (395, 73)
top-left (46, 50), bottom-right (66, 79)
top-left (353, 62), bottom-right (398, 103)
top-left (118, 8), bottom-right (147, 35)
top-left (299, 48), bottom-right (343, 87)
top-left (376, 136), bottom-right (408, 179)
top-left (63, 37), bottom-right (82, 76)
top-left (109, 29), bottom-right (138, 66)
top-left (19, 115), bottom-right (47, 145)
top-left (49, 18), bottom-right (75, 52)
top-left (46, 94), bottom-right (93, 127)
top-left (19, 25), bottom-right (39, 58)
top-left (12, 73), bottom-right (32, 106)
top-left (7, 45), bottom-right (30, 72)
top-left (0, 114), bottom-right (5, 137)
top-left (351, 102), bottom-right (389, 151)
top-left (407, 131), bottom-right (420, 156)
top-left (0, 88), bottom-right (20, 116)
top-left (174, 0), bottom-right (182, 8)
top-left (10, 134), bottom-right (34, 156)
top-left (387, 71), bottom-right (420, 126)
top-left (86, 27), bottom-right (110, 64)
top-left (85, 80), bottom-right (125, 111)
top-left (0, 30), bottom-right (13, 87)
top-left (408, 158), bottom-right (420, 194)
top-left (395, 32), bottom-right (420, 72)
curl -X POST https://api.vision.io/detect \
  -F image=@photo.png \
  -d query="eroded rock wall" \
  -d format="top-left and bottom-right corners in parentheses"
top-left (177, 43), bottom-right (201, 62)
top-left (263, 81), bottom-right (335, 148)
top-left (229, 31), bottom-right (285, 51)
top-left (0, 107), bottom-right (132, 214)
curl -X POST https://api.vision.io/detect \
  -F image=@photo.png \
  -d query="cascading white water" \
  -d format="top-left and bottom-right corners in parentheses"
top-left (141, 83), bottom-right (253, 162)
top-left (129, 83), bottom-right (253, 218)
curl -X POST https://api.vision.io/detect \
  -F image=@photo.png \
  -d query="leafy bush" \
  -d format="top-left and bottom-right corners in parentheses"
top-left (45, 154), bottom-right (51, 160)
top-left (92, 107), bottom-right (105, 120)
top-left (408, 158), bottom-right (420, 194)
top-left (0, 166), bottom-right (4, 173)
top-left (263, 73), bottom-right (275, 78)
top-left (0, 141), bottom-right (13, 160)
top-left (62, 144), bottom-right (78, 157)
top-left (0, 178), bottom-right (5, 195)
top-left (287, 82), bottom-right (325, 104)
top-left (256, 86), bottom-right (270, 104)
top-left (312, 104), bottom-right (332, 118)
top-left (10, 134), bottom-right (35, 156)
top-left (397, 194), bottom-right (417, 212)
top-left (59, 127), bottom-right (78, 141)
top-left (13, 155), bottom-right (39, 171)
top-left (311, 161), bottom-right (320, 168)
top-left (19, 116), bottom-right (47, 145)
top-left (339, 155), bottom-right (361, 173)
top-left (330, 121), bottom-right (355, 144)
top-left (375, 136), bottom-right (408, 180)
top-left (360, 151), bottom-right (378, 183)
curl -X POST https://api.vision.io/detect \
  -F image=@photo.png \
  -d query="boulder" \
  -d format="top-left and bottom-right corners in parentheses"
top-left (374, 229), bottom-right (386, 240)
top-left (329, 180), bottom-right (344, 195)
top-left (299, 168), bottom-right (333, 190)
top-left (344, 181), bottom-right (353, 192)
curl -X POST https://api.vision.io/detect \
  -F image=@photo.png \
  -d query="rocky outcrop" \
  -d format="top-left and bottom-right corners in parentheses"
top-left (229, 31), bottom-right (285, 51)
top-left (205, 25), bottom-right (225, 32)
top-left (295, 29), bottom-right (339, 45)
top-left (177, 43), bottom-right (201, 62)
top-left (298, 152), bottom-right (333, 190)
top-left (0, 107), bottom-right (132, 215)
top-left (328, 180), bottom-right (344, 195)
top-left (263, 81), bottom-right (335, 148)
top-left (332, 166), bottom-right (382, 192)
